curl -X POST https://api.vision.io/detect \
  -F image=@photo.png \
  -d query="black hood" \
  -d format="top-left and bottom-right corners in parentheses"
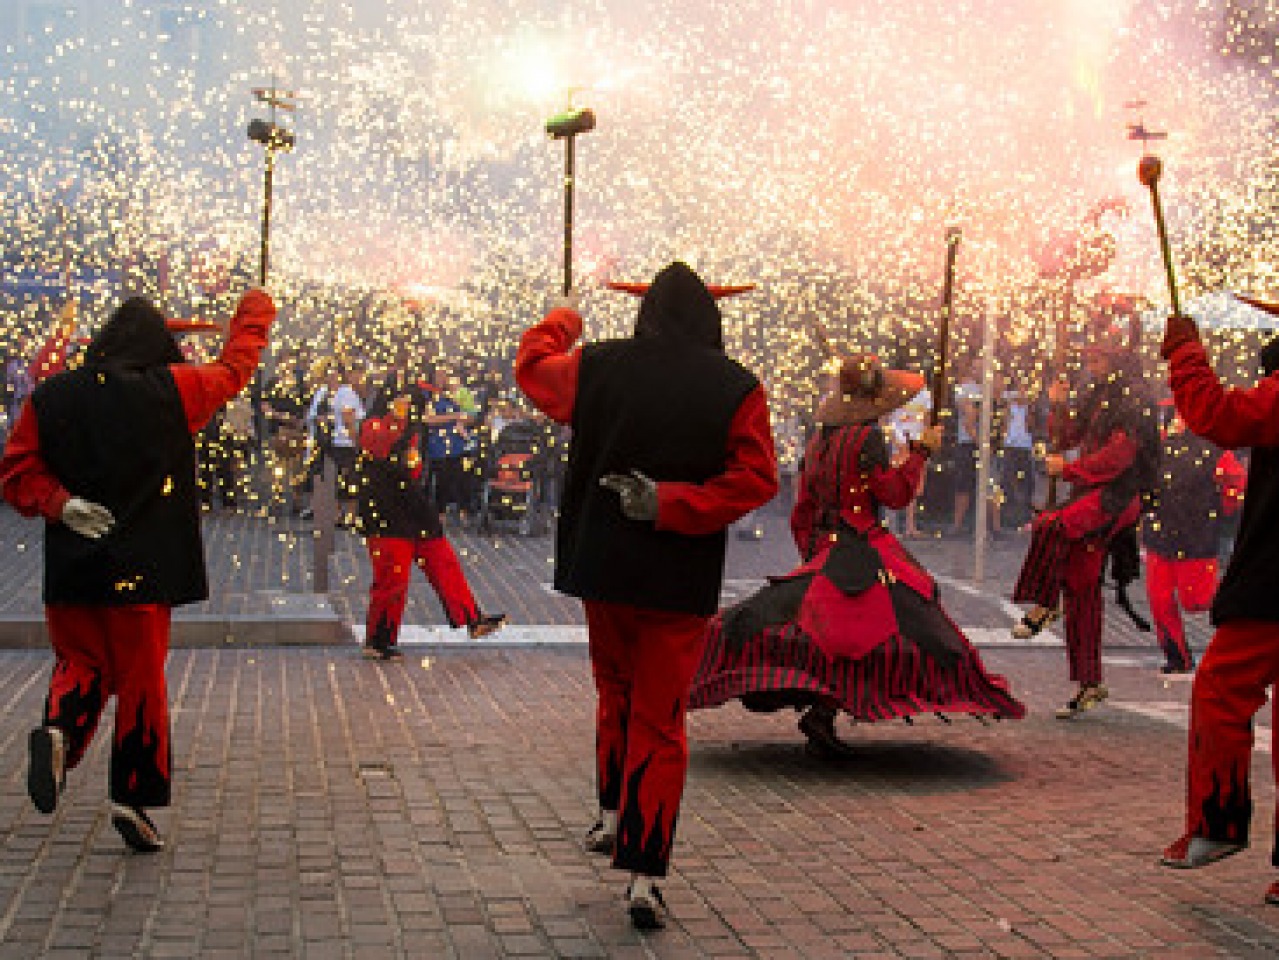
top-left (85, 297), bottom-right (183, 371)
top-left (634, 261), bottom-right (723, 351)
top-left (1261, 334), bottom-right (1279, 377)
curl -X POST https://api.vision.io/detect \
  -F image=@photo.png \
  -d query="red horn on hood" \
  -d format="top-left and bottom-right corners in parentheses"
top-left (606, 280), bottom-right (756, 300)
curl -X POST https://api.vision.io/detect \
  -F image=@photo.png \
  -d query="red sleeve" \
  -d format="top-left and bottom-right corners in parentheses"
top-left (168, 290), bottom-right (276, 433)
top-left (654, 386), bottom-right (780, 536)
top-left (0, 399), bottom-right (70, 521)
top-left (789, 435), bottom-right (819, 558)
top-left (1061, 428), bottom-right (1137, 486)
top-left (1168, 338), bottom-right (1279, 450)
top-left (514, 308), bottom-right (582, 424)
top-left (867, 449), bottom-right (927, 509)
top-left (1215, 450), bottom-right (1247, 515)
top-left (29, 326), bottom-right (76, 385)
top-left (359, 416), bottom-right (405, 459)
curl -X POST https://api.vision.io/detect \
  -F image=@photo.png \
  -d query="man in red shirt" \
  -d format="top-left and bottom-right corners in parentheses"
top-left (516, 263), bottom-right (777, 929)
top-left (1158, 303), bottom-right (1279, 907)
top-left (0, 289), bottom-right (275, 853)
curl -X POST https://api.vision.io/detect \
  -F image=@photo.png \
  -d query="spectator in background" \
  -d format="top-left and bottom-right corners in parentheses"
top-left (425, 365), bottom-right (475, 522)
top-left (888, 380), bottom-right (932, 538)
top-left (263, 347), bottom-right (311, 512)
top-left (305, 363), bottom-right (365, 524)
top-left (949, 361), bottom-right (981, 536)
top-left (998, 373), bottom-right (1036, 532)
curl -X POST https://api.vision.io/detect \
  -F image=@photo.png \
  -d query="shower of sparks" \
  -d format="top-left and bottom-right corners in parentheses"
top-left (3, 1), bottom-right (1279, 480)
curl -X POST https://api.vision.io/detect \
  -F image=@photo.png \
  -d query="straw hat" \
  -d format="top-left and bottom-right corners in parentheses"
top-left (814, 353), bottom-right (926, 425)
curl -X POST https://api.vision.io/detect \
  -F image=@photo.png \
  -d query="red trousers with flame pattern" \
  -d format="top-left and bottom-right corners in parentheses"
top-left (1183, 619), bottom-right (1279, 864)
top-left (43, 604), bottom-right (172, 808)
top-left (365, 536), bottom-right (479, 647)
top-left (585, 599), bottom-right (708, 878)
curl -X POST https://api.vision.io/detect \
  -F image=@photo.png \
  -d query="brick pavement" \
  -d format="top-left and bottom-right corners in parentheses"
top-left (0, 646), bottom-right (1276, 959)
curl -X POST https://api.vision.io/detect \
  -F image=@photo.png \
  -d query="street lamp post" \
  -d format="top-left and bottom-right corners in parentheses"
top-left (545, 101), bottom-right (596, 295)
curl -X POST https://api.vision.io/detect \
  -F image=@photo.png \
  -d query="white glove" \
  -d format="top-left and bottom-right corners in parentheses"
top-left (61, 497), bottom-right (115, 540)
top-left (548, 289), bottom-right (582, 314)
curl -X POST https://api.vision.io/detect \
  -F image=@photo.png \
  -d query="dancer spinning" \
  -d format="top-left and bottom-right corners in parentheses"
top-left (356, 388), bottom-right (505, 660)
top-left (1157, 301), bottom-right (1279, 906)
top-left (1010, 334), bottom-right (1158, 718)
top-left (516, 262), bottom-right (777, 930)
top-left (688, 353), bottom-right (1025, 754)
top-left (0, 289), bottom-right (275, 852)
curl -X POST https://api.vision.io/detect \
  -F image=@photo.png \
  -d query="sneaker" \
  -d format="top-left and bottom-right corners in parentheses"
top-left (1011, 606), bottom-right (1060, 640)
top-left (1055, 684), bottom-right (1109, 719)
top-left (584, 819), bottom-right (616, 855)
top-left (1265, 880), bottom-right (1279, 905)
top-left (27, 726), bottom-right (66, 815)
top-left (626, 880), bottom-right (667, 931)
top-left (1160, 833), bottom-right (1246, 869)
top-left (798, 705), bottom-right (856, 758)
top-left (467, 614), bottom-right (506, 640)
top-left (361, 644), bottom-right (404, 661)
top-left (110, 803), bottom-right (165, 853)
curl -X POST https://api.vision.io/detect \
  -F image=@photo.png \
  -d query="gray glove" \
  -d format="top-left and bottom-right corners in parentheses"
top-left (599, 469), bottom-right (659, 522)
top-left (60, 496), bottom-right (115, 540)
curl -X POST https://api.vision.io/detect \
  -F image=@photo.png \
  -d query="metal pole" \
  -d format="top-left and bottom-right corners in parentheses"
top-left (973, 302), bottom-right (996, 585)
top-left (259, 146), bottom-right (275, 286)
top-left (562, 135), bottom-right (574, 296)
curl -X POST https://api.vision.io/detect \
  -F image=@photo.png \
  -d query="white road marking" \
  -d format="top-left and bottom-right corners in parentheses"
top-left (1111, 699), bottom-right (1272, 754)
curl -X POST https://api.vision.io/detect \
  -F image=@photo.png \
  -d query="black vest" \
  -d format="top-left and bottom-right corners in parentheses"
top-left (1143, 434), bottom-right (1226, 560)
top-left (556, 338), bottom-right (758, 615)
top-left (355, 425), bottom-right (443, 541)
top-left (31, 365), bottom-right (206, 606)
top-left (1213, 443), bottom-right (1279, 625)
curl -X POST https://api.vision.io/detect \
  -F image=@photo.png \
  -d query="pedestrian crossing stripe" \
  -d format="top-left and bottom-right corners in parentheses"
top-left (1111, 700), bottom-right (1273, 755)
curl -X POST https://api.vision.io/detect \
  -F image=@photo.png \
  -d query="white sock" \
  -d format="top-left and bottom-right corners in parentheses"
top-left (629, 873), bottom-right (655, 899)
top-left (601, 809), bottom-right (617, 834)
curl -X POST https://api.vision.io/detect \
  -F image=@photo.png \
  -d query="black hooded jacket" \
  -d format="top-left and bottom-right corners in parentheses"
top-left (31, 297), bottom-right (206, 605)
top-left (555, 262), bottom-right (759, 615)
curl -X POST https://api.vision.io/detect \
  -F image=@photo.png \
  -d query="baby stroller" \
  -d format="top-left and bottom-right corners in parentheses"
top-left (478, 418), bottom-right (550, 536)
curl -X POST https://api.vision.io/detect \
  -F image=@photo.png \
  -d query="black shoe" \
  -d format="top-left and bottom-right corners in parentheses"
top-left (626, 881), bottom-right (667, 931)
top-left (468, 614), bottom-right (506, 640)
top-left (111, 803), bottom-right (165, 853)
top-left (27, 726), bottom-right (66, 815)
top-left (583, 819), bottom-right (616, 855)
top-left (1160, 662), bottom-right (1195, 675)
top-left (798, 706), bottom-right (855, 758)
top-left (362, 644), bottom-right (404, 661)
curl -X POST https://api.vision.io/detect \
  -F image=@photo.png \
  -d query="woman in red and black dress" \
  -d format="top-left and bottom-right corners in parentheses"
top-left (688, 354), bottom-right (1025, 754)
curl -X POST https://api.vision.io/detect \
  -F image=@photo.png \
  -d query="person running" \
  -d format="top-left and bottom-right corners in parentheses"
top-left (355, 388), bottom-right (505, 660)
top-left (0, 289), bottom-right (275, 853)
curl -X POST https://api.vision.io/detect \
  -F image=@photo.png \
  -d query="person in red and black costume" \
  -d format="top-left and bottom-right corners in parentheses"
top-left (1157, 300), bottom-right (1279, 905)
top-left (356, 387), bottom-right (504, 660)
top-left (515, 262), bottom-right (778, 930)
top-left (1143, 404), bottom-right (1246, 675)
top-left (1010, 336), bottom-right (1159, 718)
top-left (688, 354), bottom-right (1025, 753)
top-left (0, 289), bottom-right (275, 853)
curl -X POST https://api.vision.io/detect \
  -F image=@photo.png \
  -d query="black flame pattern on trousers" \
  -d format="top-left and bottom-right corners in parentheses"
top-left (1192, 745), bottom-right (1252, 846)
top-left (614, 754), bottom-right (677, 877)
top-left (111, 698), bottom-right (171, 808)
top-left (598, 709), bottom-right (627, 812)
top-left (44, 665), bottom-right (105, 768)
